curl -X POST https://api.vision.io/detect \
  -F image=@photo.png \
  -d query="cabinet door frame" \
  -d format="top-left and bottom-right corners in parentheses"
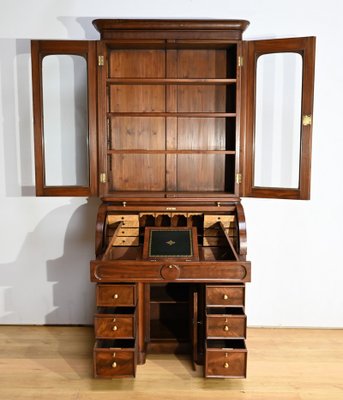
top-left (242, 37), bottom-right (316, 200)
top-left (31, 40), bottom-right (98, 196)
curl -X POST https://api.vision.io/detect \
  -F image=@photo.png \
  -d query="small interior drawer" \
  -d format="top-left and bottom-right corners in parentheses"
top-left (205, 339), bottom-right (247, 378)
top-left (112, 236), bottom-right (139, 246)
top-left (206, 307), bottom-right (246, 338)
top-left (206, 285), bottom-right (245, 307)
top-left (203, 215), bottom-right (235, 228)
top-left (94, 339), bottom-right (136, 378)
top-left (95, 307), bottom-right (136, 339)
top-left (97, 284), bottom-right (136, 307)
top-left (117, 228), bottom-right (139, 237)
top-left (107, 214), bottom-right (139, 227)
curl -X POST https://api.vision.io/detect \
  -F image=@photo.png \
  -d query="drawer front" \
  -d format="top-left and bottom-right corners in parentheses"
top-left (206, 286), bottom-right (245, 306)
top-left (204, 215), bottom-right (235, 228)
top-left (97, 284), bottom-right (136, 307)
top-left (107, 214), bottom-right (139, 227)
top-left (117, 228), bottom-right (139, 237)
top-left (112, 236), bottom-right (139, 246)
top-left (95, 316), bottom-right (135, 339)
top-left (94, 349), bottom-right (135, 378)
top-left (206, 315), bottom-right (246, 338)
top-left (205, 350), bottom-right (247, 378)
top-left (91, 262), bottom-right (251, 283)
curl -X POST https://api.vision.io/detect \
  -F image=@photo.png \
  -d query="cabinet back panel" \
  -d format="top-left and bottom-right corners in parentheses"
top-left (177, 85), bottom-right (226, 113)
top-left (110, 154), bottom-right (165, 191)
top-left (177, 154), bottom-right (226, 191)
top-left (178, 118), bottom-right (226, 150)
top-left (110, 117), bottom-right (165, 150)
top-left (106, 47), bottom-right (238, 194)
top-left (110, 85), bottom-right (165, 112)
top-left (109, 49), bottom-right (165, 78)
top-left (177, 49), bottom-right (228, 78)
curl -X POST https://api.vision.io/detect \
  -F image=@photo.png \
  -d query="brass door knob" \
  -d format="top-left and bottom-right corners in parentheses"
top-left (113, 294), bottom-right (119, 299)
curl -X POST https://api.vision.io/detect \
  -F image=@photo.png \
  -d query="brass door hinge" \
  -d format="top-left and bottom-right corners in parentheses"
top-left (238, 56), bottom-right (243, 67)
top-left (100, 173), bottom-right (107, 183)
top-left (236, 173), bottom-right (242, 184)
top-left (98, 55), bottom-right (104, 66)
top-left (302, 114), bottom-right (312, 126)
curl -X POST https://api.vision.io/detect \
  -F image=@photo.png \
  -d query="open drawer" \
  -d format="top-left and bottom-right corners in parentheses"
top-left (94, 339), bottom-right (137, 378)
top-left (95, 307), bottom-right (136, 339)
top-left (206, 307), bottom-right (246, 339)
top-left (205, 339), bottom-right (247, 378)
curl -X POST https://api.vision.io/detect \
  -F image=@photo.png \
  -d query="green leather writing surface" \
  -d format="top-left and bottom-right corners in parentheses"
top-left (148, 229), bottom-right (193, 257)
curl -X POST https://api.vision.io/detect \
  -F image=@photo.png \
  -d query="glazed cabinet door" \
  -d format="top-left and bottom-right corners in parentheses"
top-left (242, 37), bottom-right (315, 199)
top-left (31, 41), bottom-right (98, 196)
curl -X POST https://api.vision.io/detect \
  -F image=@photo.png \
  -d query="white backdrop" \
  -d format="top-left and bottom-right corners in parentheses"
top-left (0, 0), bottom-right (342, 327)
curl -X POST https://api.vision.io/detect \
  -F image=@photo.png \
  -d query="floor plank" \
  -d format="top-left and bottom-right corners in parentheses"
top-left (0, 326), bottom-right (342, 400)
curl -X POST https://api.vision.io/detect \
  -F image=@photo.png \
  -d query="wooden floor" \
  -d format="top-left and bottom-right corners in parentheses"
top-left (0, 326), bottom-right (342, 400)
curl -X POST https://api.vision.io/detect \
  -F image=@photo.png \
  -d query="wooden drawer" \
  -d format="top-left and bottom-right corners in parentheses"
top-left (206, 307), bottom-right (246, 338)
top-left (117, 228), bottom-right (139, 237)
top-left (107, 214), bottom-right (139, 227)
top-left (204, 215), bottom-right (235, 228)
top-left (95, 308), bottom-right (135, 339)
top-left (97, 284), bottom-right (136, 307)
top-left (94, 340), bottom-right (136, 378)
top-left (112, 236), bottom-right (139, 246)
top-left (205, 339), bottom-right (247, 378)
top-left (206, 285), bottom-right (245, 307)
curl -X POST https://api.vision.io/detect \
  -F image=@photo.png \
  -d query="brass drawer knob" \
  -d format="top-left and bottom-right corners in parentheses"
top-left (112, 362), bottom-right (117, 368)
top-left (223, 294), bottom-right (229, 300)
top-left (113, 294), bottom-right (119, 299)
top-left (224, 362), bottom-right (229, 369)
top-left (224, 325), bottom-right (229, 331)
top-left (112, 325), bottom-right (118, 331)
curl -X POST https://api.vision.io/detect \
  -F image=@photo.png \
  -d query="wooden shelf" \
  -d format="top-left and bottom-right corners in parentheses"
top-left (107, 149), bottom-right (236, 155)
top-left (106, 78), bottom-right (236, 84)
top-left (107, 112), bottom-right (236, 118)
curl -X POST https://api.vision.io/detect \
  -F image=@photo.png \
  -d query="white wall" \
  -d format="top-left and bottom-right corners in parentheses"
top-left (0, 0), bottom-right (342, 327)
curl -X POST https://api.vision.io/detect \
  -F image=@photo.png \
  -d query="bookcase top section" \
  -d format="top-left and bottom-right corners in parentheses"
top-left (93, 19), bottom-right (250, 40)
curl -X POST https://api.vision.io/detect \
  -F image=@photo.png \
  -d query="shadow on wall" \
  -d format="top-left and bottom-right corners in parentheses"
top-left (0, 37), bottom-right (100, 324)
top-left (58, 16), bottom-right (100, 40)
top-left (0, 39), bottom-right (35, 196)
top-left (45, 197), bottom-right (100, 324)
top-left (0, 197), bottom-right (100, 324)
